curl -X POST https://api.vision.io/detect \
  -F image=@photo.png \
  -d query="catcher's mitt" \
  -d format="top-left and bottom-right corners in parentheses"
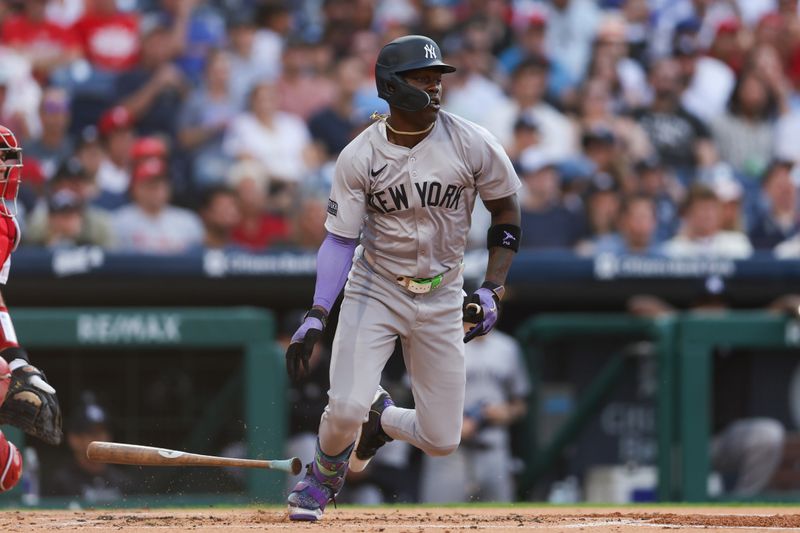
top-left (0, 351), bottom-right (62, 445)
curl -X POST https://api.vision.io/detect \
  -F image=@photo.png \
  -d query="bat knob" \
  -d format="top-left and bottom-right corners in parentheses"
top-left (290, 457), bottom-right (303, 476)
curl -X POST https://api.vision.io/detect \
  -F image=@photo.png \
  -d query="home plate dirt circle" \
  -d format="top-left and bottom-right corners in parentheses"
top-left (5, 506), bottom-right (800, 532)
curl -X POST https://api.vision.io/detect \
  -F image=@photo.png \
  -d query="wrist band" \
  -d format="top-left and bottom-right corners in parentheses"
top-left (305, 308), bottom-right (328, 329)
top-left (487, 224), bottom-right (521, 252)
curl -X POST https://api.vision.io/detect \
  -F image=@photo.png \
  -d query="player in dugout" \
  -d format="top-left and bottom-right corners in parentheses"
top-left (284, 35), bottom-right (522, 520)
top-left (0, 125), bottom-right (63, 493)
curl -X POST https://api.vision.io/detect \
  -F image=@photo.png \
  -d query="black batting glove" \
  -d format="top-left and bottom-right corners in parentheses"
top-left (285, 308), bottom-right (327, 382)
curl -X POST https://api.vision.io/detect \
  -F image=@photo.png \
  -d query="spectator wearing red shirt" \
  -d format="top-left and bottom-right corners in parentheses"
top-left (1, 0), bottom-right (82, 79)
top-left (72, 0), bottom-right (140, 73)
top-left (225, 159), bottom-right (288, 251)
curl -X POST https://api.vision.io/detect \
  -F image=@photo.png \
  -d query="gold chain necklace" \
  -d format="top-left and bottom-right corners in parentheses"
top-left (370, 112), bottom-right (435, 136)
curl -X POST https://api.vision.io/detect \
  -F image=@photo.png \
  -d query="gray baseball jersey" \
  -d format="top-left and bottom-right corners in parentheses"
top-left (325, 110), bottom-right (520, 277)
top-left (316, 110), bottom-right (521, 468)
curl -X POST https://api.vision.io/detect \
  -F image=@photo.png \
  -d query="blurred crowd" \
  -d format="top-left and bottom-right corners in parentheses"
top-left (3, 0), bottom-right (800, 258)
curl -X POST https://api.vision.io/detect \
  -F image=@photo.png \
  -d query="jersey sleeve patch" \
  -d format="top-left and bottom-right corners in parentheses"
top-left (327, 198), bottom-right (339, 217)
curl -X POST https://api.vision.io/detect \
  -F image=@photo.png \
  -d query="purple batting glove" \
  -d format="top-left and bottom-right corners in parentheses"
top-left (286, 312), bottom-right (326, 381)
top-left (462, 287), bottom-right (499, 343)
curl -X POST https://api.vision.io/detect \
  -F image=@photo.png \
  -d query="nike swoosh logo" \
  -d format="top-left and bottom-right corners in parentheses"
top-left (371, 164), bottom-right (387, 177)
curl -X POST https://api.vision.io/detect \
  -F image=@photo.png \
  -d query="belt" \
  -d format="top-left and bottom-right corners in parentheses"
top-left (362, 249), bottom-right (463, 294)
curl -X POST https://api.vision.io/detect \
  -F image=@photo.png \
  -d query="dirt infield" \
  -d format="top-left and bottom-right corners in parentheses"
top-left (5, 506), bottom-right (800, 532)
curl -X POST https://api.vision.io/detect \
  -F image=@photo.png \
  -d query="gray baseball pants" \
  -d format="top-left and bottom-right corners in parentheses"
top-left (317, 253), bottom-right (466, 458)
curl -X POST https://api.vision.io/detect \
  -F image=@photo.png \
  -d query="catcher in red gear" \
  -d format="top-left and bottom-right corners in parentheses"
top-left (0, 125), bottom-right (63, 493)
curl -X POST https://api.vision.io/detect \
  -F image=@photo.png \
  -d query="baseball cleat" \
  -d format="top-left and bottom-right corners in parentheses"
top-left (349, 386), bottom-right (395, 472)
top-left (287, 463), bottom-right (335, 521)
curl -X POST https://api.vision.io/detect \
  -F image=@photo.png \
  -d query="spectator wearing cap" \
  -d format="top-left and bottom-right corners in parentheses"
top-left (507, 114), bottom-right (541, 169)
top-left (71, 0), bottom-right (140, 73)
top-left (0, 0), bottom-right (82, 80)
top-left (590, 194), bottom-right (662, 256)
top-left (222, 81), bottom-right (314, 184)
top-left (710, 67), bottom-right (783, 182)
top-left (578, 126), bottom-right (625, 184)
top-left (25, 87), bottom-right (74, 179)
top-left (45, 392), bottom-right (136, 502)
top-left (702, 163), bottom-right (745, 233)
top-left (518, 151), bottom-right (585, 249)
top-left (498, 8), bottom-right (575, 101)
top-left (130, 135), bottom-right (168, 166)
top-left (633, 58), bottom-right (717, 184)
top-left (575, 172), bottom-right (621, 253)
top-left (94, 106), bottom-right (135, 210)
top-left (75, 125), bottom-right (105, 192)
top-left (25, 160), bottom-right (115, 249)
top-left (115, 19), bottom-right (188, 139)
top-left (308, 56), bottom-right (371, 161)
top-left (177, 49), bottom-right (239, 187)
top-left (197, 185), bottom-right (242, 251)
top-left (749, 160), bottom-right (800, 250)
top-left (226, 159), bottom-right (290, 251)
top-left (635, 156), bottom-right (682, 242)
top-left (112, 158), bottom-right (203, 254)
top-left (41, 189), bottom-right (85, 249)
top-left (485, 56), bottom-right (577, 161)
top-left (662, 183), bottom-right (752, 259)
top-left (708, 17), bottom-right (745, 75)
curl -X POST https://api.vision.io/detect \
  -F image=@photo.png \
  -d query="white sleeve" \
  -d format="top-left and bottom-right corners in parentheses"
top-left (470, 128), bottom-right (522, 202)
top-left (0, 256), bottom-right (10, 285)
top-left (323, 148), bottom-right (367, 239)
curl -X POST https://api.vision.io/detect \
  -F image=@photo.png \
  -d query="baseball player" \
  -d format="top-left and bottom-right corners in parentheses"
top-left (0, 125), bottom-right (63, 493)
top-left (285, 35), bottom-right (521, 520)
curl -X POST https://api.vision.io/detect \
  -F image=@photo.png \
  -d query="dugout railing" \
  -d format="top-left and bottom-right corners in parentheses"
top-left (0, 307), bottom-right (286, 508)
top-left (676, 311), bottom-right (800, 501)
top-left (517, 310), bottom-right (800, 502)
top-left (516, 314), bottom-right (678, 501)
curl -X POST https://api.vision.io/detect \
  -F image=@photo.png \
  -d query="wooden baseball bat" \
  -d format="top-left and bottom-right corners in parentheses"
top-left (87, 441), bottom-right (303, 475)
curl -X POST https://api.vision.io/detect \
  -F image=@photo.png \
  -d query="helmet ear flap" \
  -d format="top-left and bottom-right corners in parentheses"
top-left (386, 73), bottom-right (430, 112)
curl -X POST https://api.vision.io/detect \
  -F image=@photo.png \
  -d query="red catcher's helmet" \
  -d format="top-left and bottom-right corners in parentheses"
top-left (0, 126), bottom-right (21, 219)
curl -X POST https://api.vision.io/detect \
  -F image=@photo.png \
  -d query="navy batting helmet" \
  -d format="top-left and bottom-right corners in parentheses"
top-left (375, 35), bottom-right (456, 112)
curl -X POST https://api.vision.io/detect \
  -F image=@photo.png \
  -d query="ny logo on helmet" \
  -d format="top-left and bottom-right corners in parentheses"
top-left (424, 44), bottom-right (436, 59)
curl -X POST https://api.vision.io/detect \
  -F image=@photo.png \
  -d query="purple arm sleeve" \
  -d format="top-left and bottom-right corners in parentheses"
top-left (312, 232), bottom-right (358, 312)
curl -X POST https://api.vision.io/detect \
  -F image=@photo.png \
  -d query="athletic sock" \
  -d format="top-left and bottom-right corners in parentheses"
top-left (311, 439), bottom-right (352, 493)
